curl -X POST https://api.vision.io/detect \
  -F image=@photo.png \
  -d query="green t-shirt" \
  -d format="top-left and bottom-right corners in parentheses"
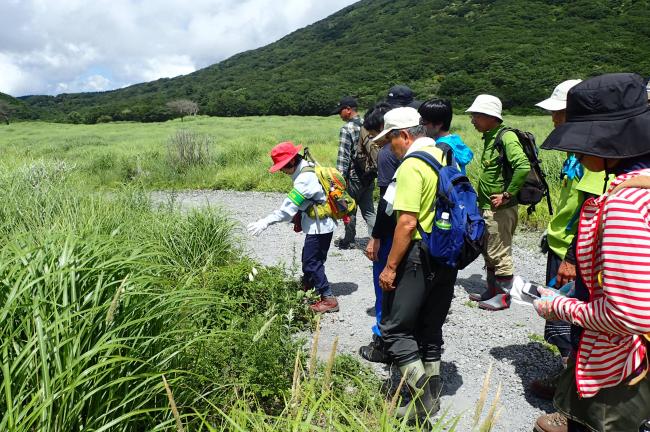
top-left (393, 145), bottom-right (443, 240)
top-left (477, 125), bottom-right (531, 209)
top-left (546, 166), bottom-right (608, 259)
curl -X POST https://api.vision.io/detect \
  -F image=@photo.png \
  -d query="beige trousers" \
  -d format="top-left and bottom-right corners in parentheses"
top-left (482, 206), bottom-right (518, 276)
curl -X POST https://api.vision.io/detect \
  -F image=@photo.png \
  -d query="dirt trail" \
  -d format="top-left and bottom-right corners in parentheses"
top-left (153, 190), bottom-right (557, 431)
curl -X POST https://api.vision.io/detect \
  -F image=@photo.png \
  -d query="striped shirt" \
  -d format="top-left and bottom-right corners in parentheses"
top-left (552, 169), bottom-right (650, 398)
top-left (336, 117), bottom-right (361, 180)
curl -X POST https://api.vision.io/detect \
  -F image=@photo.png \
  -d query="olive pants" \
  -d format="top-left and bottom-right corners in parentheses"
top-left (481, 206), bottom-right (518, 276)
top-left (554, 357), bottom-right (650, 432)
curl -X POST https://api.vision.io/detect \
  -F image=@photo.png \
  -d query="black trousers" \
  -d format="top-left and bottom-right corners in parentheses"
top-left (379, 242), bottom-right (458, 366)
top-left (544, 251), bottom-right (573, 358)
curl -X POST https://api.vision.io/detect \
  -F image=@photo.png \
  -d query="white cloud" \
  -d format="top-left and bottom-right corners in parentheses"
top-left (0, 0), bottom-right (357, 96)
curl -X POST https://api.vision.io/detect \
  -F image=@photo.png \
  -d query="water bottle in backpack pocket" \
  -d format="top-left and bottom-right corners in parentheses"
top-left (405, 146), bottom-right (487, 270)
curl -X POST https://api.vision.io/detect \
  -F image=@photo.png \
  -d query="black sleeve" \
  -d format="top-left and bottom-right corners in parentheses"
top-left (564, 236), bottom-right (577, 265)
top-left (371, 186), bottom-right (397, 239)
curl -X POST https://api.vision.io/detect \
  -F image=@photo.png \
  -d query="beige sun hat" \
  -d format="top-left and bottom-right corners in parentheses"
top-left (465, 94), bottom-right (502, 120)
top-left (535, 79), bottom-right (582, 111)
top-left (372, 107), bottom-right (421, 142)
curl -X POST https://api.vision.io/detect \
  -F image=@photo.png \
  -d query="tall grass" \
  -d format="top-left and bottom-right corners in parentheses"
top-left (0, 162), bottom-right (308, 430)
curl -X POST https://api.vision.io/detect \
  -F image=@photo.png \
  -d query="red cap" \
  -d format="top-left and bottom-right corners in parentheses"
top-left (269, 141), bottom-right (302, 173)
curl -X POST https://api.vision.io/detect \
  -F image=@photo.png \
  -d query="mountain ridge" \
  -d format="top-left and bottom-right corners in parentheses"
top-left (13, 0), bottom-right (650, 123)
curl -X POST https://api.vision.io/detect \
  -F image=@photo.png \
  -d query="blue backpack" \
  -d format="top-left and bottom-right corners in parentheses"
top-left (405, 146), bottom-right (487, 270)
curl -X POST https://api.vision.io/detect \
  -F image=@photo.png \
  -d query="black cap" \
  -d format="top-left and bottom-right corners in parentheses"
top-left (331, 96), bottom-right (358, 115)
top-left (386, 85), bottom-right (414, 105)
top-left (541, 73), bottom-right (650, 159)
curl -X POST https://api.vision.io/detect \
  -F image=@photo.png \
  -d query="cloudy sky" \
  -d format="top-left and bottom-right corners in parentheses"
top-left (0, 0), bottom-right (357, 97)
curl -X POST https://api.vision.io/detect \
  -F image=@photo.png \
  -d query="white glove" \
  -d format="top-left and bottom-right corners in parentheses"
top-left (247, 219), bottom-right (269, 236)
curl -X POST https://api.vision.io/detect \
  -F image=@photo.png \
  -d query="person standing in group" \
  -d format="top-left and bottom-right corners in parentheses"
top-left (466, 94), bottom-right (531, 311)
top-left (357, 102), bottom-right (395, 363)
top-left (418, 98), bottom-right (474, 173)
top-left (247, 141), bottom-right (339, 314)
top-left (528, 79), bottom-right (608, 405)
top-left (331, 96), bottom-right (376, 249)
top-left (359, 85), bottom-right (423, 363)
top-left (534, 73), bottom-right (650, 432)
top-left (375, 107), bottom-right (459, 420)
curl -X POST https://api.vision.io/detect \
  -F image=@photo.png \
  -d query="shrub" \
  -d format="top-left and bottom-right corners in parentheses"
top-left (96, 114), bottom-right (113, 123)
top-left (167, 129), bottom-right (212, 171)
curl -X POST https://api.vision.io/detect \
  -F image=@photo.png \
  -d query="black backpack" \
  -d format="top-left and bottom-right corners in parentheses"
top-left (494, 128), bottom-right (553, 215)
top-left (351, 125), bottom-right (379, 186)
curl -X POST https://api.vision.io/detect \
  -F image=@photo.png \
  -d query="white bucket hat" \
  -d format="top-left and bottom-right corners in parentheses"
top-left (465, 94), bottom-right (502, 120)
top-left (535, 79), bottom-right (582, 111)
top-left (372, 107), bottom-right (421, 142)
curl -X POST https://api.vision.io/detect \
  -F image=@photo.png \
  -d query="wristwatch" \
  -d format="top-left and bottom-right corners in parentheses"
top-left (502, 191), bottom-right (512, 200)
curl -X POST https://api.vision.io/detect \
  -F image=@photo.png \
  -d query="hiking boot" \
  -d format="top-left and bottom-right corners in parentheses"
top-left (310, 296), bottom-right (339, 313)
top-left (300, 276), bottom-right (314, 292)
top-left (359, 335), bottom-right (391, 364)
top-left (334, 237), bottom-right (354, 250)
top-left (469, 268), bottom-right (496, 301)
top-left (529, 370), bottom-right (563, 400)
top-left (534, 412), bottom-right (567, 432)
top-left (395, 360), bottom-right (439, 422)
top-left (478, 275), bottom-right (512, 311)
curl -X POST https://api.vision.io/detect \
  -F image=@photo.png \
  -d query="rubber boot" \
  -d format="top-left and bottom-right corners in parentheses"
top-left (423, 360), bottom-right (442, 413)
top-left (469, 268), bottom-right (496, 301)
top-left (395, 360), bottom-right (438, 422)
top-left (478, 275), bottom-right (512, 311)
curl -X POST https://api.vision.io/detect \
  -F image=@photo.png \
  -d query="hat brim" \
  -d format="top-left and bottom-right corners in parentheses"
top-left (535, 98), bottom-right (566, 112)
top-left (541, 111), bottom-right (650, 158)
top-left (269, 144), bottom-right (303, 172)
top-left (465, 108), bottom-right (503, 121)
top-left (330, 106), bottom-right (343, 115)
top-left (372, 127), bottom-right (394, 143)
top-left (408, 100), bottom-right (424, 109)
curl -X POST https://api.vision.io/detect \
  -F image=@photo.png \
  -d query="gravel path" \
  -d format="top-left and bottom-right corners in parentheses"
top-left (153, 190), bottom-right (558, 431)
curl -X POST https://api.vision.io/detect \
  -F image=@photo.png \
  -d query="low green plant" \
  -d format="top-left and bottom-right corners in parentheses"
top-left (528, 333), bottom-right (561, 356)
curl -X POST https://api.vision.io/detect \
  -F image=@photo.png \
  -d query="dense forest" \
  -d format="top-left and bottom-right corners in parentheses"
top-left (8, 0), bottom-right (650, 123)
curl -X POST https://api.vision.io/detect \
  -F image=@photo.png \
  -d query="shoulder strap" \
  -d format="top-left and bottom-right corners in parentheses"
top-left (493, 127), bottom-right (512, 155)
top-left (405, 150), bottom-right (444, 173)
top-left (609, 175), bottom-right (650, 194)
top-left (597, 174), bottom-right (650, 243)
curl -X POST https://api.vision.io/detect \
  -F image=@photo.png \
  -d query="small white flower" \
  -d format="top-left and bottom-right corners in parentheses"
top-left (252, 267), bottom-right (258, 276)
top-left (248, 273), bottom-right (254, 282)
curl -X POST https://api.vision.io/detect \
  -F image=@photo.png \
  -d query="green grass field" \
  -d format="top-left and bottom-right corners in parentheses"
top-left (0, 116), bottom-right (513, 430)
top-left (0, 114), bottom-right (564, 227)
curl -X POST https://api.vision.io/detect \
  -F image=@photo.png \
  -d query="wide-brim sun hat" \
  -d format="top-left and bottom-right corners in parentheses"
top-left (269, 141), bottom-right (303, 173)
top-left (372, 107), bottom-right (421, 142)
top-left (465, 94), bottom-right (503, 120)
top-left (535, 79), bottom-right (582, 111)
top-left (541, 73), bottom-right (650, 159)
